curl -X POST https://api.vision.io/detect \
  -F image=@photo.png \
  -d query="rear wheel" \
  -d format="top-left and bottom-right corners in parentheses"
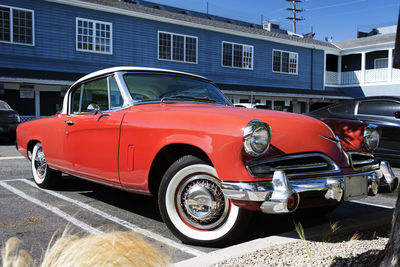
top-left (31, 143), bottom-right (61, 189)
top-left (158, 155), bottom-right (252, 246)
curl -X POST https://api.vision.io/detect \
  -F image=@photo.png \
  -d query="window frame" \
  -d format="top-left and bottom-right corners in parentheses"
top-left (272, 49), bottom-right (298, 75)
top-left (76, 17), bottom-right (113, 55)
top-left (157, 30), bottom-right (198, 64)
top-left (221, 41), bottom-right (254, 70)
top-left (68, 75), bottom-right (124, 115)
top-left (0, 4), bottom-right (34, 46)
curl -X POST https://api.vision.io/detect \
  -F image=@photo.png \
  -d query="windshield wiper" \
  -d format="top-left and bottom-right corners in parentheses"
top-left (161, 95), bottom-right (216, 103)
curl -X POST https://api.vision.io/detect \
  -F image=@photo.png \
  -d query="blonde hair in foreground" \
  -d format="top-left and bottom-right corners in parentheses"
top-left (2, 231), bottom-right (171, 267)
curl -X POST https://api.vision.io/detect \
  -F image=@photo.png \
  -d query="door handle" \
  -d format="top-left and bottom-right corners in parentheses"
top-left (64, 120), bottom-right (75, 125)
top-left (97, 113), bottom-right (110, 121)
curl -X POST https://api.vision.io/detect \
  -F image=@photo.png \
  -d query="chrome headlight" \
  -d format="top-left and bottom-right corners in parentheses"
top-left (363, 124), bottom-right (380, 151)
top-left (243, 120), bottom-right (271, 157)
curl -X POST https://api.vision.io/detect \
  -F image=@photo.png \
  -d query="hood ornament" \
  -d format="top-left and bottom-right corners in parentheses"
top-left (321, 135), bottom-right (351, 166)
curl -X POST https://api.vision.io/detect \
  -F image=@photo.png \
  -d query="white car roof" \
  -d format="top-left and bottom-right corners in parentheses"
top-left (61, 67), bottom-right (211, 115)
top-left (71, 66), bottom-right (209, 88)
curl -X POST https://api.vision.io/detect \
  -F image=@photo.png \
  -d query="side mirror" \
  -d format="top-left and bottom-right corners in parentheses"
top-left (87, 103), bottom-right (100, 115)
top-left (395, 111), bottom-right (400, 119)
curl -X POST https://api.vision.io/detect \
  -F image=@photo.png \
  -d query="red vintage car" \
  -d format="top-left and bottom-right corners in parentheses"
top-left (16, 67), bottom-right (396, 246)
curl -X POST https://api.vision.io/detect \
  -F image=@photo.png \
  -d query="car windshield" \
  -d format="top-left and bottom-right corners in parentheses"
top-left (123, 74), bottom-right (231, 106)
top-left (0, 101), bottom-right (11, 110)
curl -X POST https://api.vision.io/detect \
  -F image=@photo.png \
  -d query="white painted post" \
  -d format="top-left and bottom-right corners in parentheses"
top-left (361, 52), bottom-right (366, 85)
top-left (337, 56), bottom-right (342, 85)
top-left (388, 48), bottom-right (393, 82)
top-left (35, 88), bottom-right (40, 118)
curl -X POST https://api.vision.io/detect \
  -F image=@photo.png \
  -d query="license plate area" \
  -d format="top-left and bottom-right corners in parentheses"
top-left (344, 175), bottom-right (368, 200)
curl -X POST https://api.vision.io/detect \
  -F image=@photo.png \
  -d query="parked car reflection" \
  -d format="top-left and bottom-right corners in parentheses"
top-left (307, 96), bottom-right (400, 167)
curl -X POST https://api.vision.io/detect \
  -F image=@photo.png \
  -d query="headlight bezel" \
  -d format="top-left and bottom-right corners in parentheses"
top-left (363, 124), bottom-right (380, 151)
top-left (243, 120), bottom-right (272, 157)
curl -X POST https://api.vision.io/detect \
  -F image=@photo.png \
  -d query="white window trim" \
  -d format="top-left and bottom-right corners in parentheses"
top-left (374, 57), bottom-right (388, 69)
top-left (0, 4), bottom-right (35, 46)
top-left (272, 49), bottom-right (298, 75)
top-left (76, 17), bottom-right (113, 55)
top-left (221, 41), bottom-right (254, 70)
top-left (157, 30), bottom-right (198, 64)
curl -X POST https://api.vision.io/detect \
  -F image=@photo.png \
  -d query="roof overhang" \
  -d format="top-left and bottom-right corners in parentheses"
top-left (45, 0), bottom-right (339, 53)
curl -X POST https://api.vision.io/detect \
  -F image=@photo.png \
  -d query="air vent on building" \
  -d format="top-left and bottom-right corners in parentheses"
top-left (263, 23), bottom-right (280, 32)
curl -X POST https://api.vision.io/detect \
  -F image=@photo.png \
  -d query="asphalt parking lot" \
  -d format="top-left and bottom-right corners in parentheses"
top-left (0, 139), bottom-right (398, 264)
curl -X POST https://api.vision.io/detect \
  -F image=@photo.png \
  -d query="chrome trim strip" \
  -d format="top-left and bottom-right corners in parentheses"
top-left (273, 162), bottom-right (328, 171)
top-left (347, 151), bottom-right (378, 172)
top-left (247, 153), bottom-right (340, 178)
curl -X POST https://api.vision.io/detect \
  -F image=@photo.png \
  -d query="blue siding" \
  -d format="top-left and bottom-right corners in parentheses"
top-left (0, 0), bottom-right (325, 90)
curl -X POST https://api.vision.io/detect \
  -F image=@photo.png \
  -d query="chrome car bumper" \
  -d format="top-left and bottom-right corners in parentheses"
top-left (221, 161), bottom-right (398, 214)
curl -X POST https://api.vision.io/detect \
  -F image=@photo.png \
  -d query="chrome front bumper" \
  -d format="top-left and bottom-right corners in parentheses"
top-left (221, 161), bottom-right (398, 214)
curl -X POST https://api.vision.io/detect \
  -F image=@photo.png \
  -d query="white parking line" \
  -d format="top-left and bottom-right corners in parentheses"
top-left (351, 200), bottom-right (394, 209)
top-left (21, 179), bottom-right (205, 257)
top-left (0, 156), bottom-right (25, 160)
top-left (0, 181), bottom-right (103, 236)
top-left (0, 178), bottom-right (28, 182)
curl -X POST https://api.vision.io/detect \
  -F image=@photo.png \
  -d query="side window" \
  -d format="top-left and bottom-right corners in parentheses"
top-left (109, 76), bottom-right (123, 109)
top-left (358, 101), bottom-right (400, 117)
top-left (80, 78), bottom-right (108, 112)
top-left (69, 76), bottom-right (123, 115)
top-left (328, 102), bottom-right (356, 115)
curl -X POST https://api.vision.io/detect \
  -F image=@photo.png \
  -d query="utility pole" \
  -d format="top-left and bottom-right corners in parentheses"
top-left (285, 0), bottom-right (304, 33)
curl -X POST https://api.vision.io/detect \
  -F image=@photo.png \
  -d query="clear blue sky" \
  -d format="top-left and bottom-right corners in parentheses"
top-left (147, 0), bottom-right (399, 42)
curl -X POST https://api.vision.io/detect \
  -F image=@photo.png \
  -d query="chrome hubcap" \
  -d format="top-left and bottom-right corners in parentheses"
top-left (177, 174), bottom-right (229, 230)
top-left (34, 147), bottom-right (47, 178)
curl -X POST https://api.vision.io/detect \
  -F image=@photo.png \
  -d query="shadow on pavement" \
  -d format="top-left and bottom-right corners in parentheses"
top-left (52, 174), bottom-right (393, 248)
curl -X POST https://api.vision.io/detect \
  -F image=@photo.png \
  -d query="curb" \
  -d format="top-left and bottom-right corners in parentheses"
top-left (174, 208), bottom-right (394, 267)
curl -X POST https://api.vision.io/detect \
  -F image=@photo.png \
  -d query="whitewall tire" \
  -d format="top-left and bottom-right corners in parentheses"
top-left (31, 143), bottom-right (61, 189)
top-left (158, 155), bottom-right (252, 246)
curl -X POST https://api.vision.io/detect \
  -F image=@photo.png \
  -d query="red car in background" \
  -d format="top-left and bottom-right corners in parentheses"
top-left (16, 67), bottom-right (397, 246)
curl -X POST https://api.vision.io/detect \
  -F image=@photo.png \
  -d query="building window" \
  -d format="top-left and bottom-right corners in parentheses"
top-left (158, 31), bottom-right (197, 63)
top-left (0, 5), bottom-right (34, 45)
top-left (273, 49), bottom-right (298, 74)
top-left (374, 58), bottom-right (388, 69)
top-left (76, 18), bottom-right (112, 54)
top-left (222, 41), bottom-right (253, 69)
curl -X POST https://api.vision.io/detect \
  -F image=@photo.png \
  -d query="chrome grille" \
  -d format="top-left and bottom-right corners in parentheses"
top-left (348, 152), bottom-right (379, 171)
top-left (248, 153), bottom-right (339, 178)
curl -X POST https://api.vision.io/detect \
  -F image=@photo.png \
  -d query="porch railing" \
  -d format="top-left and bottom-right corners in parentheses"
top-left (326, 68), bottom-right (400, 85)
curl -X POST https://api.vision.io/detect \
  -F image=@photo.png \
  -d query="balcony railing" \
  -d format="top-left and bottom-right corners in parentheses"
top-left (326, 68), bottom-right (400, 85)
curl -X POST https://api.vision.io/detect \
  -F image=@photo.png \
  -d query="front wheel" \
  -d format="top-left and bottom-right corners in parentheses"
top-left (158, 155), bottom-right (252, 247)
top-left (31, 143), bottom-right (61, 189)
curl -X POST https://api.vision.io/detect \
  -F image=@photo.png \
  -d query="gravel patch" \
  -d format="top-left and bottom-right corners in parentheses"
top-left (214, 227), bottom-right (390, 267)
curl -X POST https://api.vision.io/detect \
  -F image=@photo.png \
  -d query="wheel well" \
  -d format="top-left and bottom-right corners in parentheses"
top-left (27, 140), bottom-right (40, 160)
top-left (148, 144), bottom-right (213, 196)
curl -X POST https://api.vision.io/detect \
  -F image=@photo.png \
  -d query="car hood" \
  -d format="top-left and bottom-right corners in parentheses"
top-left (130, 103), bottom-right (347, 165)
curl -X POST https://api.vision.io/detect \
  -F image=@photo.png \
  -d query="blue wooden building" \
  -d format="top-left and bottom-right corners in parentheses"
top-left (0, 0), bottom-right (350, 119)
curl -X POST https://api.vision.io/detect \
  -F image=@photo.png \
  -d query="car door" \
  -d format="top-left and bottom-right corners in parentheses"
top-left (356, 100), bottom-right (400, 164)
top-left (63, 75), bottom-right (126, 183)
